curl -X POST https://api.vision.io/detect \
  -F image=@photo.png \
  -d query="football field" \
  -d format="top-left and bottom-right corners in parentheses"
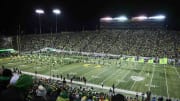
top-left (0, 53), bottom-right (180, 99)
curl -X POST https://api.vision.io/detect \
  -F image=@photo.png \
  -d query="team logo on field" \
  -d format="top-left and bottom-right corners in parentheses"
top-left (131, 76), bottom-right (144, 81)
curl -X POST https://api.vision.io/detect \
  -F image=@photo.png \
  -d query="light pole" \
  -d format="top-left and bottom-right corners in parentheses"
top-left (52, 9), bottom-right (61, 34)
top-left (35, 9), bottom-right (44, 34)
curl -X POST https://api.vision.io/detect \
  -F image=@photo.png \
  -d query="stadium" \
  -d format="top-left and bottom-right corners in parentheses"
top-left (0, 12), bottom-right (180, 101)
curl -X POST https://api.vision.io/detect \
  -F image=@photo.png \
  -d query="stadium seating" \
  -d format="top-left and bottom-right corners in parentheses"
top-left (7, 29), bottom-right (177, 59)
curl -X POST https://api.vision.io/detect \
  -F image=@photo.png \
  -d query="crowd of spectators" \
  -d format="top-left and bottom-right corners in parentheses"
top-left (17, 30), bottom-right (179, 58)
top-left (0, 29), bottom-right (180, 58)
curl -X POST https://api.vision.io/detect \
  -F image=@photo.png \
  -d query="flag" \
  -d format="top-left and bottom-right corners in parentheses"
top-left (148, 59), bottom-right (154, 64)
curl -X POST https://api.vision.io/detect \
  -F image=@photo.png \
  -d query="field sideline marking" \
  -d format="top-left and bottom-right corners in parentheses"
top-left (164, 66), bottom-right (169, 98)
top-left (22, 71), bottom-right (144, 97)
top-left (149, 64), bottom-right (155, 91)
top-left (173, 67), bottom-right (180, 79)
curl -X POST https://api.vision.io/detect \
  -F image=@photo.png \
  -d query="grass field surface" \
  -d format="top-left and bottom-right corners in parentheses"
top-left (0, 53), bottom-right (180, 99)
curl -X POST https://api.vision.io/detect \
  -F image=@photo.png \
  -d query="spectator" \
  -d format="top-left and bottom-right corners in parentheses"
top-left (9, 73), bottom-right (20, 85)
top-left (0, 74), bottom-right (33, 101)
top-left (101, 82), bottom-right (104, 88)
top-left (0, 66), bottom-right (4, 75)
top-left (32, 85), bottom-right (48, 101)
top-left (0, 68), bottom-right (12, 93)
top-left (112, 94), bottom-right (127, 101)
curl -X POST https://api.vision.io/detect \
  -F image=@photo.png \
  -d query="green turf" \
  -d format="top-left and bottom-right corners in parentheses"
top-left (0, 54), bottom-right (180, 99)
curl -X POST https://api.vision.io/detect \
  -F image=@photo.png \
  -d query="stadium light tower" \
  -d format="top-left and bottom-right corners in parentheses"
top-left (53, 9), bottom-right (61, 34)
top-left (35, 9), bottom-right (44, 34)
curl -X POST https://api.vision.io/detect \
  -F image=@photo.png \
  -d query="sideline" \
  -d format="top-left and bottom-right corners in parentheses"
top-left (22, 71), bottom-right (144, 97)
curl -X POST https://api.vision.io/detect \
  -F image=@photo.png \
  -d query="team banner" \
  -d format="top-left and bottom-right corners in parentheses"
top-left (130, 57), bottom-right (135, 62)
top-left (163, 58), bottom-right (168, 64)
top-left (138, 58), bottom-right (144, 63)
top-left (159, 58), bottom-right (168, 64)
top-left (126, 57), bottom-right (135, 62)
top-left (126, 57), bottom-right (130, 61)
top-left (148, 59), bottom-right (154, 64)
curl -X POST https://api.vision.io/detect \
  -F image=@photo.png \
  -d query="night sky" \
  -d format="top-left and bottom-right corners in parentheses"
top-left (0, 0), bottom-right (178, 35)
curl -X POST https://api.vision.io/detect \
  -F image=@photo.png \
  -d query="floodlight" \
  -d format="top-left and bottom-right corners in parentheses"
top-left (35, 9), bottom-right (44, 14)
top-left (148, 15), bottom-right (166, 20)
top-left (132, 16), bottom-right (148, 21)
top-left (114, 16), bottom-right (128, 22)
top-left (100, 17), bottom-right (113, 21)
top-left (53, 9), bottom-right (61, 15)
top-left (136, 16), bottom-right (148, 20)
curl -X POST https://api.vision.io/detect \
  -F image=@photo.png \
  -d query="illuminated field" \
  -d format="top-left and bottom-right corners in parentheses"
top-left (0, 53), bottom-right (180, 99)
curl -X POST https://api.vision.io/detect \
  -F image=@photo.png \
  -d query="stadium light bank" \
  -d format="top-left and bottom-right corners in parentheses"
top-left (148, 15), bottom-right (166, 20)
top-left (113, 16), bottom-right (128, 22)
top-left (100, 14), bottom-right (166, 22)
top-left (53, 9), bottom-right (61, 15)
top-left (132, 16), bottom-right (148, 21)
top-left (35, 9), bottom-right (44, 14)
top-left (100, 17), bottom-right (113, 21)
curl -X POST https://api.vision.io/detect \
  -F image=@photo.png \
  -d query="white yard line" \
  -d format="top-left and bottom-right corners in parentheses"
top-left (164, 66), bottom-right (169, 98)
top-left (22, 71), bottom-right (144, 97)
top-left (115, 70), bottom-right (131, 87)
top-left (149, 64), bottom-right (155, 91)
top-left (101, 68), bottom-right (123, 83)
top-left (87, 67), bottom-right (109, 81)
top-left (130, 80), bottom-right (136, 90)
top-left (173, 67), bottom-right (180, 79)
top-left (130, 64), bottom-right (146, 90)
top-left (83, 68), bottom-right (97, 76)
top-left (71, 66), bottom-right (94, 75)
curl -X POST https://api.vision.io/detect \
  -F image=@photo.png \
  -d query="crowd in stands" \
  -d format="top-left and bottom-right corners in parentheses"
top-left (0, 29), bottom-right (180, 59)
top-left (19, 30), bottom-right (180, 58)
top-left (0, 66), bottom-right (178, 101)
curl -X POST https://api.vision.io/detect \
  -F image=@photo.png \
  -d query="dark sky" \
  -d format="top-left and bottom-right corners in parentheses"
top-left (0, 0), bottom-right (178, 35)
